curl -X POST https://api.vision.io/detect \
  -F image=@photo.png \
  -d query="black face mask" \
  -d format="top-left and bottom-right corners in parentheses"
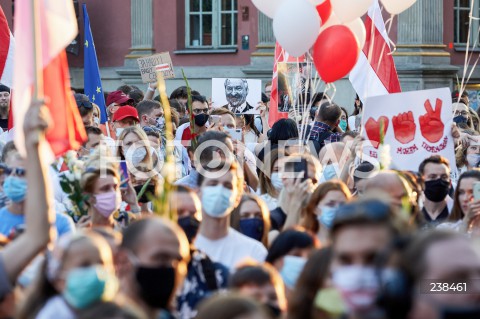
top-left (134, 184), bottom-right (156, 203)
top-left (178, 216), bottom-right (200, 243)
top-left (424, 179), bottom-right (450, 202)
top-left (194, 113), bottom-right (209, 127)
top-left (135, 265), bottom-right (176, 309)
top-left (453, 115), bottom-right (468, 125)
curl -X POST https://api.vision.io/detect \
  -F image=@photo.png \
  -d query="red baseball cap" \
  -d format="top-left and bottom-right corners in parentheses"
top-left (112, 106), bottom-right (140, 122)
top-left (106, 90), bottom-right (134, 106)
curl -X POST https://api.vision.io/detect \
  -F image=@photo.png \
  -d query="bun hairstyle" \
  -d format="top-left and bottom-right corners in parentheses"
top-left (81, 146), bottom-right (120, 194)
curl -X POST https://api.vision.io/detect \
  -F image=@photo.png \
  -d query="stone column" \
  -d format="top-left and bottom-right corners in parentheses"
top-left (124, 0), bottom-right (154, 67)
top-left (394, 0), bottom-right (457, 91)
top-left (244, 12), bottom-right (275, 77)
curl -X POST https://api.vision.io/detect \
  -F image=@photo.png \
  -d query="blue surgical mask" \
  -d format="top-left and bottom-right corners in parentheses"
top-left (280, 255), bottom-right (307, 289)
top-left (239, 218), bottom-right (264, 242)
top-left (322, 164), bottom-right (339, 182)
top-left (270, 172), bottom-right (284, 192)
top-left (115, 127), bottom-right (124, 137)
top-left (63, 265), bottom-right (118, 309)
top-left (201, 185), bottom-right (236, 218)
top-left (155, 117), bottom-right (165, 130)
top-left (339, 120), bottom-right (347, 131)
top-left (453, 115), bottom-right (468, 125)
top-left (3, 176), bottom-right (27, 203)
top-left (317, 206), bottom-right (337, 229)
top-left (466, 154), bottom-right (480, 168)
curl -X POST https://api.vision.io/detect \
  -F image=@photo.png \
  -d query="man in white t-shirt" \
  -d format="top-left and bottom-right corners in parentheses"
top-left (194, 160), bottom-right (267, 271)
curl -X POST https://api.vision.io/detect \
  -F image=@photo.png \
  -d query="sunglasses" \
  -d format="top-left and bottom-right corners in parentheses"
top-left (0, 165), bottom-right (26, 177)
top-left (334, 200), bottom-right (391, 223)
top-left (76, 99), bottom-right (93, 109)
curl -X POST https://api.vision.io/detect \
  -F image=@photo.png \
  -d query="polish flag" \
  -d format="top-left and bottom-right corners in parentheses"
top-left (0, 6), bottom-right (14, 87)
top-left (268, 43), bottom-right (305, 127)
top-left (349, 0), bottom-right (401, 102)
top-left (12, 0), bottom-right (86, 157)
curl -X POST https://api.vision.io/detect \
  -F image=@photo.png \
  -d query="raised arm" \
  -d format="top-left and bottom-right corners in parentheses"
top-left (3, 101), bottom-right (54, 283)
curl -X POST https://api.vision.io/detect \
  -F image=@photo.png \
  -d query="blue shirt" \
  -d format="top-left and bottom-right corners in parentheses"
top-left (0, 206), bottom-right (75, 237)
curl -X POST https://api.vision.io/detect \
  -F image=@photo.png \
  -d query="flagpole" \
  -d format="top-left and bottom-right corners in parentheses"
top-left (31, 0), bottom-right (44, 101)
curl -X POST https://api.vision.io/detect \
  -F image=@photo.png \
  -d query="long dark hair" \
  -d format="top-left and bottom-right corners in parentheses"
top-left (269, 118), bottom-right (299, 144)
top-left (288, 247), bottom-right (333, 319)
top-left (244, 114), bottom-right (261, 137)
top-left (449, 170), bottom-right (480, 221)
top-left (353, 94), bottom-right (363, 116)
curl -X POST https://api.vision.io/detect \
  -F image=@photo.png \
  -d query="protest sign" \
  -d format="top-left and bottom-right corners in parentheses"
top-left (361, 88), bottom-right (456, 171)
top-left (137, 52), bottom-right (174, 83)
top-left (211, 78), bottom-right (262, 114)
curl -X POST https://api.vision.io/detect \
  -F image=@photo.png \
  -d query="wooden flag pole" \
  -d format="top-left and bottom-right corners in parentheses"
top-left (31, 0), bottom-right (44, 101)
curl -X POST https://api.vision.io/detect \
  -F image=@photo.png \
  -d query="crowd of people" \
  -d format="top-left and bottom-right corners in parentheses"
top-left (0, 81), bottom-right (479, 319)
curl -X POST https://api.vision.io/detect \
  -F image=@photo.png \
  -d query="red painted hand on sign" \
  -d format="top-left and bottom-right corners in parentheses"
top-left (365, 116), bottom-right (389, 149)
top-left (419, 99), bottom-right (444, 144)
top-left (392, 111), bottom-right (416, 144)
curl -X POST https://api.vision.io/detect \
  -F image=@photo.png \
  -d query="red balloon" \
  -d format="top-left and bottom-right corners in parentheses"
top-left (313, 25), bottom-right (360, 83)
top-left (316, 0), bottom-right (332, 24)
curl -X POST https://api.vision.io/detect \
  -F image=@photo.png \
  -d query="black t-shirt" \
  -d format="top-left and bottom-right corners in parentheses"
top-left (422, 205), bottom-right (449, 223)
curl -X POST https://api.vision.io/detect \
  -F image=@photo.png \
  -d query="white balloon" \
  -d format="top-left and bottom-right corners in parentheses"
top-left (381, 0), bottom-right (417, 15)
top-left (320, 11), bottom-right (340, 33)
top-left (346, 18), bottom-right (366, 50)
top-left (331, 0), bottom-right (373, 23)
top-left (252, 0), bottom-right (287, 19)
top-left (273, 0), bottom-right (321, 57)
top-left (309, 0), bottom-right (326, 5)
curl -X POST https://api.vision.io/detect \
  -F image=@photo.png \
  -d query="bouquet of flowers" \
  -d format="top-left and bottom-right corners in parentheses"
top-left (58, 151), bottom-right (89, 221)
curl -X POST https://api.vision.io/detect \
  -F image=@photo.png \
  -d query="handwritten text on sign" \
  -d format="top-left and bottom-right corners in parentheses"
top-left (361, 88), bottom-right (456, 171)
top-left (137, 52), bottom-right (175, 83)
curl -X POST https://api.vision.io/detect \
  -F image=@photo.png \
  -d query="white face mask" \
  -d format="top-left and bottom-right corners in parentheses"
top-left (201, 185), bottom-right (236, 218)
top-left (115, 127), bottom-right (124, 137)
top-left (270, 172), bottom-right (284, 192)
top-left (93, 117), bottom-right (100, 125)
top-left (126, 147), bottom-right (147, 167)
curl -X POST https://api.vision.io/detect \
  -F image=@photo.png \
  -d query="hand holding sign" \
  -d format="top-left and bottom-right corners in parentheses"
top-left (419, 99), bottom-right (444, 144)
top-left (365, 116), bottom-right (389, 149)
top-left (392, 111), bottom-right (416, 144)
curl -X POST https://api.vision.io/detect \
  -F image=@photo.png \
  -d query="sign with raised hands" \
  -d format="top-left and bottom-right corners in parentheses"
top-left (361, 88), bottom-right (456, 171)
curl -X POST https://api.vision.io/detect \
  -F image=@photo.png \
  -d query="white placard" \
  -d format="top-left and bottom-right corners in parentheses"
top-left (211, 78), bottom-right (262, 114)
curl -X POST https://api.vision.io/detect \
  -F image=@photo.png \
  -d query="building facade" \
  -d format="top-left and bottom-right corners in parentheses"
top-left (0, 0), bottom-right (478, 111)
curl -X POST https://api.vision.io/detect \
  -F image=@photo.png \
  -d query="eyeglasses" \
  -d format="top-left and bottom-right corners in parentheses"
top-left (454, 110), bottom-right (469, 117)
top-left (1, 166), bottom-right (26, 177)
top-left (192, 108), bottom-right (209, 115)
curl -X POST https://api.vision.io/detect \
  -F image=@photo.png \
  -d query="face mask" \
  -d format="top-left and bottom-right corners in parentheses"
top-left (194, 113), bottom-right (209, 127)
top-left (424, 179), bottom-right (450, 202)
top-left (314, 287), bottom-right (348, 317)
top-left (115, 127), bottom-right (124, 137)
top-left (317, 206), bottom-right (337, 229)
top-left (134, 183), bottom-right (156, 204)
top-left (266, 304), bottom-right (282, 318)
top-left (339, 120), bottom-right (348, 131)
top-left (280, 255), bottom-right (307, 289)
top-left (93, 117), bottom-right (100, 125)
top-left (201, 185), bottom-right (236, 218)
top-left (63, 265), bottom-right (118, 309)
top-left (239, 218), bottom-right (264, 242)
top-left (322, 164), bottom-right (339, 182)
top-left (453, 114), bottom-right (468, 125)
top-left (155, 117), bottom-right (165, 130)
top-left (270, 172), bottom-right (284, 192)
top-left (466, 154), bottom-right (480, 168)
top-left (94, 191), bottom-right (122, 218)
top-left (3, 176), bottom-right (27, 203)
top-left (332, 265), bottom-right (379, 313)
top-left (127, 147), bottom-right (147, 167)
top-left (135, 264), bottom-right (176, 309)
top-left (178, 216), bottom-right (200, 243)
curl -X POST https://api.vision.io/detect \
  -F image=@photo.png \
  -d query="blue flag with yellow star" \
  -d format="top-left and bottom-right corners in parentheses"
top-left (83, 4), bottom-right (107, 124)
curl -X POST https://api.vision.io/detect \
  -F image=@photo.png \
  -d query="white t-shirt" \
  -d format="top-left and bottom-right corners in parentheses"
top-left (194, 228), bottom-right (267, 271)
top-left (259, 193), bottom-right (278, 211)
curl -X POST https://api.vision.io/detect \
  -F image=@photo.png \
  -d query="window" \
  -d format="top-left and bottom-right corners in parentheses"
top-left (454, 0), bottom-right (480, 47)
top-left (186, 0), bottom-right (238, 48)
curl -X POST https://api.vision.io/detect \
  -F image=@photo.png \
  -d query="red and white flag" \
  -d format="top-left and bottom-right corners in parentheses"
top-left (0, 6), bottom-right (14, 87)
top-left (13, 0), bottom-right (86, 157)
top-left (349, 0), bottom-right (401, 102)
top-left (268, 42), bottom-right (305, 127)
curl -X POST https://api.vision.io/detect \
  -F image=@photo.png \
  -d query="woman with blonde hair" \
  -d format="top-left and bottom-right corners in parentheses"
top-left (301, 180), bottom-right (351, 243)
top-left (77, 147), bottom-right (140, 229)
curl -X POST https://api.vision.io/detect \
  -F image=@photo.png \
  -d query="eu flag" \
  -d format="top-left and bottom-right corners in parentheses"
top-left (83, 4), bottom-right (107, 123)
